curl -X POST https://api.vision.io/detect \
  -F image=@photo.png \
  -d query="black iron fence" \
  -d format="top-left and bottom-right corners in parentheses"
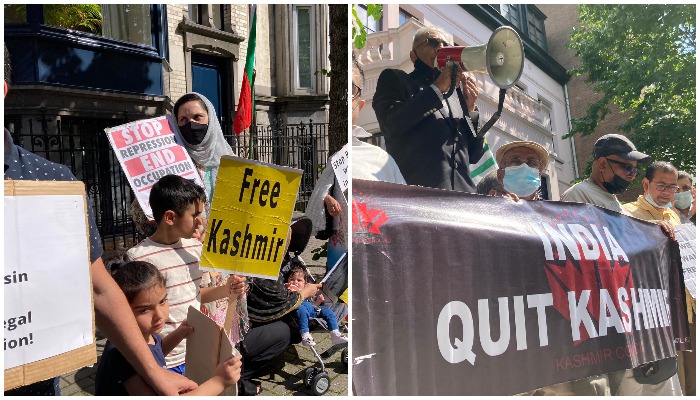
top-left (231, 118), bottom-right (329, 210)
top-left (5, 110), bottom-right (328, 251)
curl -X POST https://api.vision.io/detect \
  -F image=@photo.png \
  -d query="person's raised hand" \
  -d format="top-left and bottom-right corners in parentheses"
top-left (433, 63), bottom-right (461, 94)
top-left (652, 220), bottom-right (676, 241)
top-left (459, 72), bottom-right (478, 112)
top-left (324, 194), bottom-right (341, 217)
top-left (313, 293), bottom-right (325, 306)
top-left (215, 355), bottom-right (243, 386)
top-left (174, 319), bottom-right (194, 338)
top-left (226, 275), bottom-right (246, 296)
top-left (285, 281), bottom-right (303, 292)
top-left (301, 282), bottom-right (323, 300)
top-left (503, 192), bottom-right (520, 202)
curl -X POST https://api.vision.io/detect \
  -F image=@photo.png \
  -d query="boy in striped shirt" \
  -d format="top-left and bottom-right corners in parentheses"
top-left (127, 174), bottom-right (236, 375)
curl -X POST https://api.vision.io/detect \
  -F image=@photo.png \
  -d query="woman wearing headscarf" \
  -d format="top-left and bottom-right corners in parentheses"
top-left (129, 92), bottom-right (232, 238)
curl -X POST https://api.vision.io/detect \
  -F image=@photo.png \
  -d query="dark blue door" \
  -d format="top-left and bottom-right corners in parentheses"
top-left (191, 53), bottom-right (230, 136)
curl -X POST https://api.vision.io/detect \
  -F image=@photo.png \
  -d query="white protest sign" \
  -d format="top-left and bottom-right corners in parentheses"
top-left (105, 116), bottom-right (204, 220)
top-left (330, 144), bottom-right (349, 194)
top-left (4, 193), bottom-right (93, 370)
top-left (676, 224), bottom-right (696, 299)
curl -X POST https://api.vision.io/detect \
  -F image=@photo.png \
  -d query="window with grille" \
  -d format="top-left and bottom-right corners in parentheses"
top-left (494, 4), bottom-right (548, 52)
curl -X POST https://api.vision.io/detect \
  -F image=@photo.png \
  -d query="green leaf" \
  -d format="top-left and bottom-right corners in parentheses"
top-left (567, 4), bottom-right (695, 172)
top-left (352, 4), bottom-right (383, 49)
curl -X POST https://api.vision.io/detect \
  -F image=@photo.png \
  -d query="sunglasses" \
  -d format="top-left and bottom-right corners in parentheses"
top-left (417, 37), bottom-right (450, 49)
top-left (605, 158), bottom-right (639, 177)
top-left (352, 83), bottom-right (361, 99)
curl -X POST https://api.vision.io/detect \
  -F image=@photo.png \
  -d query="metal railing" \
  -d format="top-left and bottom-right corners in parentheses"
top-left (226, 118), bottom-right (329, 211)
top-left (5, 110), bottom-right (328, 250)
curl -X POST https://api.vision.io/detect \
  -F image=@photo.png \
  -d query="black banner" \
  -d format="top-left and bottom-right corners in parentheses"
top-left (352, 180), bottom-right (688, 396)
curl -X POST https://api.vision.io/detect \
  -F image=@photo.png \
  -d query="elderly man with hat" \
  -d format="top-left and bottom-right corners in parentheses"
top-left (495, 140), bottom-right (549, 200)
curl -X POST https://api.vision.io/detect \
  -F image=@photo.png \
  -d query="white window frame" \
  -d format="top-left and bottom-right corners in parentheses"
top-left (292, 4), bottom-right (316, 93)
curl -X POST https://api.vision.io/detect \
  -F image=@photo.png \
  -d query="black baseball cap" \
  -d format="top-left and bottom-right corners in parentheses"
top-left (594, 134), bottom-right (650, 164)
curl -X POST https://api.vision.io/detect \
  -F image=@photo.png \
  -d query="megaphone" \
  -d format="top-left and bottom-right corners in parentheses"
top-left (434, 26), bottom-right (524, 89)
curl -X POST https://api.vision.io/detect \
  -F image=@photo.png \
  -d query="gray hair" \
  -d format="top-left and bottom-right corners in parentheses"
top-left (412, 26), bottom-right (448, 50)
top-left (352, 51), bottom-right (365, 88)
top-left (677, 170), bottom-right (694, 185)
top-left (476, 170), bottom-right (506, 196)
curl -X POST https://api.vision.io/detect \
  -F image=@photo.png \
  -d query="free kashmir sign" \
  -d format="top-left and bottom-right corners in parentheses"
top-left (201, 156), bottom-right (302, 280)
top-left (351, 179), bottom-right (689, 396)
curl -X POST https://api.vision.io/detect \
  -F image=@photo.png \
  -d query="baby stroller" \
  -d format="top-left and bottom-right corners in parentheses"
top-left (280, 214), bottom-right (348, 395)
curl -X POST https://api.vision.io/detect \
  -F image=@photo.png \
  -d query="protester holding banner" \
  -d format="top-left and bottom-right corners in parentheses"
top-left (560, 134), bottom-right (679, 395)
top-left (127, 92), bottom-right (247, 346)
top-left (130, 91), bottom-right (234, 239)
top-left (623, 161), bottom-right (695, 395)
top-left (351, 52), bottom-right (405, 184)
top-left (4, 45), bottom-right (197, 396)
top-left (674, 170), bottom-right (696, 225)
top-left (126, 175), bottom-right (244, 376)
top-left (372, 25), bottom-right (485, 192)
top-left (96, 260), bottom-right (242, 395)
top-left (623, 161), bottom-right (682, 225)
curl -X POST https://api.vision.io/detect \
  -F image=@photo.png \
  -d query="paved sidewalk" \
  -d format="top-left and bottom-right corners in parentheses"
top-left (59, 325), bottom-right (347, 396)
top-left (59, 238), bottom-right (348, 396)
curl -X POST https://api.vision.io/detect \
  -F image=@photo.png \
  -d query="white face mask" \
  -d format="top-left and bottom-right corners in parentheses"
top-left (645, 194), bottom-right (672, 209)
top-left (674, 191), bottom-right (693, 210)
top-left (503, 164), bottom-right (541, 197)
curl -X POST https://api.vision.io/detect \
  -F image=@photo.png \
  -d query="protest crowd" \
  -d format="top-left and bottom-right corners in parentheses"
top-left (5, 38), bottom-right (348, 396)
top-left (352, 23), bottom-right (695, 396)
top-left (3, 8), bottom-right (695, 397)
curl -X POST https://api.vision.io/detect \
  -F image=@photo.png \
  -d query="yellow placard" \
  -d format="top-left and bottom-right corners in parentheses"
top-left (201, 155), bottom-right (302, 279)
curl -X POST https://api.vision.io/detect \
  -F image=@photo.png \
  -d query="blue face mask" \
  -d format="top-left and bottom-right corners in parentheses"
top-left (674, 191), bottom-right (693, 210)
top-left (645, 194), bottom-right (672, 209)
top-left (503, 164), bottom-right (541, 197)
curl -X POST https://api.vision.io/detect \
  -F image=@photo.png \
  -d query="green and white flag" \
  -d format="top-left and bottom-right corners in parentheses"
top-left (469, 140), bottom-right (498, 185)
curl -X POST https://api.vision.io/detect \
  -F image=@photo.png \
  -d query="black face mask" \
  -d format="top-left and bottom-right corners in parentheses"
top-left (179, 121), bottom-right (208, 145)
top-left (413, 58), bottom-right (440, 82)
top-left (601, 162), bottom-right (631, 195)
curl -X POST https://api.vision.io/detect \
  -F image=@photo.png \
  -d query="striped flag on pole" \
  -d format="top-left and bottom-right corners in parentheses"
top-left (233, 5), bottom-right (257, 135)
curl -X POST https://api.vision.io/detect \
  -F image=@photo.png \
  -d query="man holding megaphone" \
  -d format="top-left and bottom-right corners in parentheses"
top-left (373, 25), bottom-right (524, 193)
top-left (373, 25), bottom-right (483, 193)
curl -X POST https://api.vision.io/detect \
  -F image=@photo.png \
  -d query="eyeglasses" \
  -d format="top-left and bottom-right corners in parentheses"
top-left (650, 182), bottom-right (679, 193)
top-left (504, 156), bottom-right (542, 169)
top-left (352, 83), bottom-right (361, 99)
top-left (605, 158), bottom-right (639, 177)
top-left (417, 37), bottom-right (450, 50)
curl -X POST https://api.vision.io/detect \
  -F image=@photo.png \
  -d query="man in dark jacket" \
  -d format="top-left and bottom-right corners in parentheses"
top-left (372, 25), bottom-right (484, 192)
